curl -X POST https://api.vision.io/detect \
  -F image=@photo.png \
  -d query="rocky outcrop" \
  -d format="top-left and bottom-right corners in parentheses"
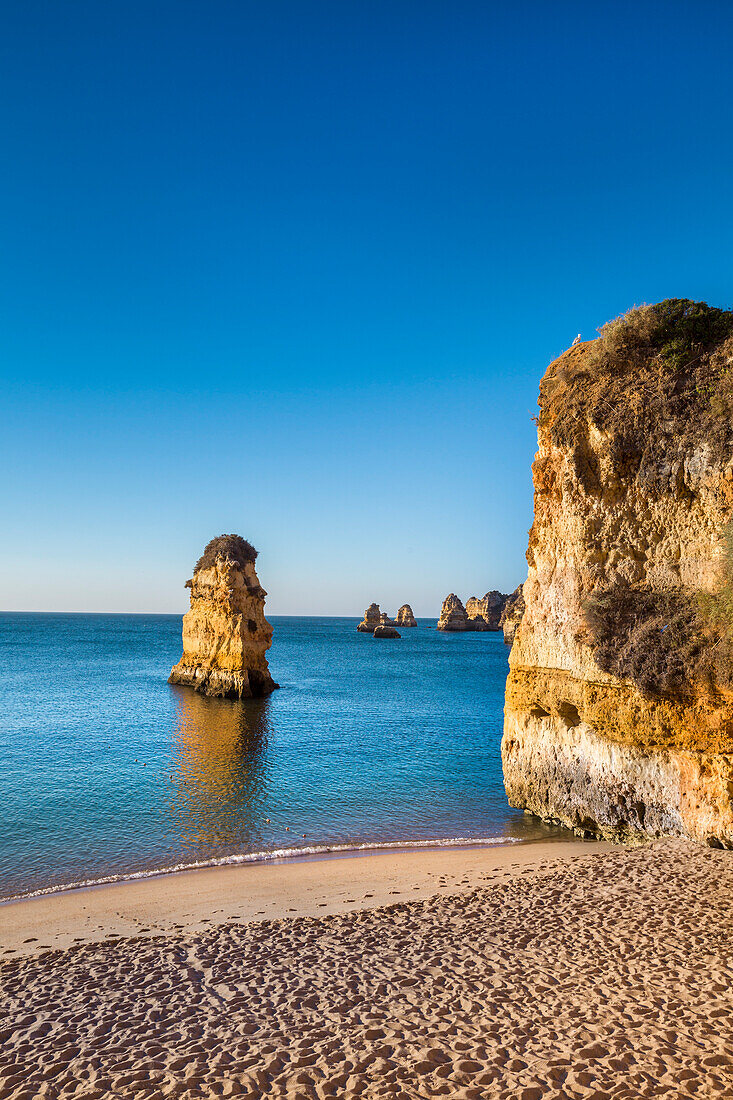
top-left (357, 604), bottom-right (382, 633)
top-left (499, 585), bottom-right (525, 645)
top-left (437, 594), bottom-right (472, 631)
top-left (374, 625), bottom-right (401, 638)
top-left (438, 591), bottom-right (514, 631)
top-left (169, 535), bottom-right (278, 699)
top-left (358, 605), bottom-right (409, 632)
top-left (466, 591), bottom-right (507, 630)
top-left (502, 300), bottom-right (733, 847)
top-left (395, 605), bottom-right (417, 628)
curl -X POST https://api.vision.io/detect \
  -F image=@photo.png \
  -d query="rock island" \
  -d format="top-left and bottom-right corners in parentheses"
top-left (169, 534), bottom-right (278, 699)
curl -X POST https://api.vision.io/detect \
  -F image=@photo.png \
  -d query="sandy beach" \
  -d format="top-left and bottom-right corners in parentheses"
top-left (1, 838), bottom-right (731, 1098)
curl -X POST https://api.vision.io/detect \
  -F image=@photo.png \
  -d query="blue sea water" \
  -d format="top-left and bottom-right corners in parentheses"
top-left (0, 614), bottom-right (565, 900)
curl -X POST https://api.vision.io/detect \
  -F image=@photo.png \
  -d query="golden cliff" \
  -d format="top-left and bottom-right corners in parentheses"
top-left (502, 300), bottom-right (733, 847)
top-left (169, 535), bottom-right (277, 699)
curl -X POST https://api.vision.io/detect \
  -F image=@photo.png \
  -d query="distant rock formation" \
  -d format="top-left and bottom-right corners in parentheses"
top-left (437, 594), bottom-right (473, 631)
top-left (169, 534), bottom-right (278, 699)
top-left (438, 590), bottom-right (517, 632)
top-left (466, 591), bottom-right (506, 630)
top-left (357, 603), bottom-right (383, 633)
top-left (395, 604), bottom-right (417, 628)
top-left (357, 604), bottom-right (412, 632)
top-left (374, 625), bottom-right (401, 638)
top-left (499, 585), bottom-right (525, 645)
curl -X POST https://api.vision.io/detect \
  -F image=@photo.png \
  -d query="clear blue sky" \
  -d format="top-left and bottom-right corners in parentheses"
top-left (2, 1), bottom-right (732, 614)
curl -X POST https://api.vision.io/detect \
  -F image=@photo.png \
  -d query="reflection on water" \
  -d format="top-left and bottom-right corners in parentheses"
top-left (168, 687), bottom-right (271, 856)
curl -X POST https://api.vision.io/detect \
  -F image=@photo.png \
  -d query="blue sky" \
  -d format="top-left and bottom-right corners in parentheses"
top-left (2, 1), bottom-right (733, 614)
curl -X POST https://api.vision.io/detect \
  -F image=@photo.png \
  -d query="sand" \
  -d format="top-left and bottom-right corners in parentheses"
top-left (0, 838), bottom-right (731, 1098)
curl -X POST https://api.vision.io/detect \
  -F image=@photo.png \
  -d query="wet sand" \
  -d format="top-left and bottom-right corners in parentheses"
top-left (1, 838), bottom-right (731, 1098)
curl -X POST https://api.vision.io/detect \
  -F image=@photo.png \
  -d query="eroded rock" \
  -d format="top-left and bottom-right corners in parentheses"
top-left (357, 604), bottom-right (382, 633)
top-left (502, 302), bottom-right (733, 846)
top-left (169, 535), bottom-right (277, 699)
top-left (374, 625), bottom-right (401, 638)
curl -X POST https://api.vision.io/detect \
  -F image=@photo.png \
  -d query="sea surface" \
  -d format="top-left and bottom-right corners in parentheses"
top-left (0, 614), bottom-right (566, 901)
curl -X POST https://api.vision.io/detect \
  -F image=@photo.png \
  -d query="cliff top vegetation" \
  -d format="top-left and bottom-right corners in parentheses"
top-left (541, 298), bottom-right (733, 457)
top-left (553, 300), bottom-right (733, 699)
top-left (194, 534), bottom-right (258, 573)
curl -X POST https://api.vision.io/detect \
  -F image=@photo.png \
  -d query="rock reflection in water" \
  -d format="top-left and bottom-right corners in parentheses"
top-left (167, 687), bottom-right (271, 857)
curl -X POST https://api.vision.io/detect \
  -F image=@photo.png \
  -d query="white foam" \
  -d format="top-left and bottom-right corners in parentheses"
top-left (3, 836), bottom-right (522, 903)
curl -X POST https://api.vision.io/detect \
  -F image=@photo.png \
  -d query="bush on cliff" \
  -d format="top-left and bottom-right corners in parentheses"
top-left (583, 571), bottom-right (733, 699)
top-left (194, 534), bottom-right (258, 572)
top-left (542, 298), bottom-right (733, 456)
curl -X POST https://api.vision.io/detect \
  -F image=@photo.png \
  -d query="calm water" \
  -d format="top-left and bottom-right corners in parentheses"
top-left (0, 614), bottom-right (565, 900)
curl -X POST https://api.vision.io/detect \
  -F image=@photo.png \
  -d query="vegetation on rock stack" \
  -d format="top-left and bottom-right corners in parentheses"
top-left (194, 534), bottom-right (258, 573)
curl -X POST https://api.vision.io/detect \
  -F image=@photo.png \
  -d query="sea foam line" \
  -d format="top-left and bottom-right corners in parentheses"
top-left (3, 836), bottom-right (522, 903)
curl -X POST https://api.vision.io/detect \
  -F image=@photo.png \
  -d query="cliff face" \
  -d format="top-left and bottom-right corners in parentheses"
top-left (502, 301), bottom-right (733, 847)
top-left (500, 585), bottom-right (525, 645)
top-left (169, 535), bottom-right (277, 699)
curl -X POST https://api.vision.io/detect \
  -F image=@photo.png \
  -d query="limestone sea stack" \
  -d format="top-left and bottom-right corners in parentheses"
top-left (169, 534), bottom-right (278, 699)
top-left (437, 593), bottom-right (471, 631)
top-left (438, 591), bottom-right (511, 631)
top-left (466, 591), bottom-right (506, 630)
top-left (502, 300), bottom-right (733, 846)
top-left (357, 604), bottom-right (382, 633)
top-left (395, 604), bottom-right (417, 627)
top-left (357, 605), bottom-right (402, 632)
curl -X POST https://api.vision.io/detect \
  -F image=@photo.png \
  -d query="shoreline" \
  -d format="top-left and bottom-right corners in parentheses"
top-left (0, 833), bottom-right (529, 906)
top-left (0, 835), bottom-right (600, 959)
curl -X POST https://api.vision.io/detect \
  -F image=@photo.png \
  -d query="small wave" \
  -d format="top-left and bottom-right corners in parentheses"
top-left (3, 836), bottom-right (522, 903)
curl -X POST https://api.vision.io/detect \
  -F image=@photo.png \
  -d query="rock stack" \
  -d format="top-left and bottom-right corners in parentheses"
top-left (357, 604), bottom-right (412, 633)
top-left (169, 535), bottom-right (278, 699)
top-left (437, 594), bottom-right (473, 631)
top-left (466, 591), bottom-right (506, 630)
top-left (395, 604), bottom-right (417, 628)
top-left (438, 591), bottom-right (514, 631)
top-left (357, 604), bottom-right (383, 633)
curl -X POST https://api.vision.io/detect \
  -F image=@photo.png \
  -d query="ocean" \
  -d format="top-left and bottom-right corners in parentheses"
top-left (0, 613), bottom-right (565, 900)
